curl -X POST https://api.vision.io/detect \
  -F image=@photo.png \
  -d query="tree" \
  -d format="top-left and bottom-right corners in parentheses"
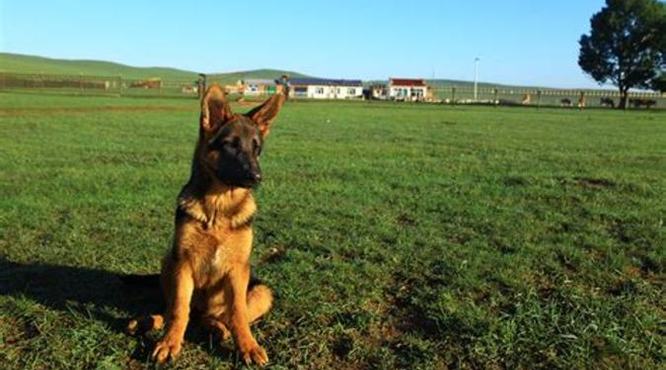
top-left (654, 71), bottom-right (666, 92)
top-left (579, 0), bottom-right (666, 108)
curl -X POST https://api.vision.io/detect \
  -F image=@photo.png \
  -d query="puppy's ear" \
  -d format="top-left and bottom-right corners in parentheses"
top-left (200, 84), bottom-right (233, 133)
top-left (246, 84), bottom-right (287, 138)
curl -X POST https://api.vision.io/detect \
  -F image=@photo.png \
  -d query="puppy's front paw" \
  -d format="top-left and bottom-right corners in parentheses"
top-left (241, 343), bottom-right (268, 366)
top-left (152, 336), bottom-right (182, 364)
top-left (126, 319), bottom-right (139, 335)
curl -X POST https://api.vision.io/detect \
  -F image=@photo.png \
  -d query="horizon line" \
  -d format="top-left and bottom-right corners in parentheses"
top-left (0, 51), bottom-right (638, 92)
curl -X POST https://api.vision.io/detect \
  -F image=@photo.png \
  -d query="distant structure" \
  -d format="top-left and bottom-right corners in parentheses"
top-left (368, 84), bottom-right (389, 100)
top-left (629, 98), bottom-right (657, 108)
top-left (197, 73), bottom-right (206, 99)
top-left (130, 78), bottom-right (161, 89)
top-left (278, 74), bottom-right (290, 96)
top-left (224, 83), bottom-right (243, 95)
top-left (600, 97), bottom-right (615, 108)
top-left (241, 79), bottom-right (277, 96)
top-left (388, 78), bottom-right (428, 101)
top-left (288, 78), bottom-right (363, 99)
top-left (577, 91), bottom-right (586, 109)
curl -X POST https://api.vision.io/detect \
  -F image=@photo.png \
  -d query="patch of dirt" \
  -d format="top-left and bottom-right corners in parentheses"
top-left (572, 177), bottom-right (616, 189)
top-left (607, 279), bottom-right (638, 296)
top-left (555, 251), bottom-right (578, 273)
top-left (258, 244), bottom-right (288, 265)
top-left (4, 320), bottom-right (41, 345)
top-left (555, 176), bottom-right (618, 190)
top-left (608, 220), bottom-right (632, 244)
top-left (503, 176), bottom-right (530, 187)
top-left (396, 213), bottom-right (417, 227)
top-left (331, 334), bottom-right (354, 359)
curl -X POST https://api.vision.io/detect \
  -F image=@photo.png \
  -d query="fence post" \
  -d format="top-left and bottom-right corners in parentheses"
top-left (119, 75), bottom-right (123, 97)
top-left (452, 86), bottom-right (456, 105)
top-left (79, 73), bottom-right (84, 95)
top-left (537, 90), bottom-right (542, 110)
top-left (493, 88), bottom-right (498, 106)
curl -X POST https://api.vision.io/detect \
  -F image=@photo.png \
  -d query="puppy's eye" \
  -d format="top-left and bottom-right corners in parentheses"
top-left (214, 138), bottom-right (238, 151)
top-left (210, 139), bottom-right (227, 150)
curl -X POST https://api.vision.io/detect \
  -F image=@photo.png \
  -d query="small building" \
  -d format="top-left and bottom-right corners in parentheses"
top-left (388, 78), bottom-right (428, 101)
top-left (289, 78), bottom-right (363, 99)
top-left (368, 84), bottom-right (388, 100)
top-left (130, 77), bottom-right (162, 89)
top-left (225, 84), bottom-right (243, 94)
top-left (242, 79), bottom-right (277, 96)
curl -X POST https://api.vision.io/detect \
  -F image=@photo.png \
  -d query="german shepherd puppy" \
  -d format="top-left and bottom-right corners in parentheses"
top-left (127, 83), bottom-right (287, 366)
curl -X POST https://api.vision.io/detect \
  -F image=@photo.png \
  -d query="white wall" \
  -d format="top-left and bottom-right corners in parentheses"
top-left (305, 85), bottom-right (363, 99)
top-left (244, 84), bottom-right (277, 95)
top-left (389, 86), bottom-right (427, 100)
top-left (245, 84), bottom-right (260, 95)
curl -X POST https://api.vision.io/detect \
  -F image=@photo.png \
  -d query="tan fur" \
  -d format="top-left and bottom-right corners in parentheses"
top-left (130, 84), bottom-right (285, 366)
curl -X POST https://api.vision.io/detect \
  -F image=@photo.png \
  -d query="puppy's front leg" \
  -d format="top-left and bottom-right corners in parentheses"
top-left (153, 262), bottom-right (194, 364)
top-left (229, 264), bottom-right (268, 366)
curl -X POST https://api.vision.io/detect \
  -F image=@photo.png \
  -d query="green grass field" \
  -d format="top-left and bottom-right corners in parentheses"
top-left (0, 92), bottom-right (664, 369)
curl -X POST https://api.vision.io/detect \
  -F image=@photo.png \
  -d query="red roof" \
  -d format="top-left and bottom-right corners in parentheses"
top-left (389, 78), bottom-right (426, 87)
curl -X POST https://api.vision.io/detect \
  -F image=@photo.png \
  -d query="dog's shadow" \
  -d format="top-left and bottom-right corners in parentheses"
top-left (0, 257), bottom-right (238, 364)
top-left (0, 256), bottom-right (161, 325)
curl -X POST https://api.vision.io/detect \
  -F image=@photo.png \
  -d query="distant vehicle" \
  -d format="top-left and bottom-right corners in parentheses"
top-left (600, 97), bottom-right (615, 108)
top-left (629, 98), bottom-right (657, 109)
top-left (130, 78), bottom-right (161, 89)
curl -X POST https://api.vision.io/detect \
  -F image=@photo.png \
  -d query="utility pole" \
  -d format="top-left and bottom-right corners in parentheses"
top-left (474, 57), bottom-right (480, 101)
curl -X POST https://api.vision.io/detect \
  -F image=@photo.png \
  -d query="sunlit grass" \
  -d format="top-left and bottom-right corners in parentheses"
top-left (1, 93), bottom-right (664, 369)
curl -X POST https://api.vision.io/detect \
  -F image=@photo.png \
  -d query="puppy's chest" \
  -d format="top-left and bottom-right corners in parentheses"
top-left (200, 227), bottom-right (249, 267)
top-left (178, 190), bottom-right (256, 285)
top-left (188, 224), bottom-right (252, 286)
top-left (207, 241), bottom-right (238, 272)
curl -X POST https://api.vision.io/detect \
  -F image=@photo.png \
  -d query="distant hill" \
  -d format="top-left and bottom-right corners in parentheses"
top-left (0, 53), bottom-right (198, 80)
top-left (0, 53), bottom-right (311, 83)
top-left (207, 69), bottom-right (311, 85)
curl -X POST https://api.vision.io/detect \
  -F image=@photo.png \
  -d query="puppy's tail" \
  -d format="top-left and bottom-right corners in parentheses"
top-left (120, 273), bottom-right (160, 289)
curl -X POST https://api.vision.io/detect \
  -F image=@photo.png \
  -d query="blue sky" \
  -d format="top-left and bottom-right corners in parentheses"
top-left (1, 0), bottom-right (608, 88)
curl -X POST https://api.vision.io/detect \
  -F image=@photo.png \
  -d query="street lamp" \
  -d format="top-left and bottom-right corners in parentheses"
top-left (474, 57), bottom-right (480, 101)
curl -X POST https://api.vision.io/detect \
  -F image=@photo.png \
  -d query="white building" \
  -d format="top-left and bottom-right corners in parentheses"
top-left (388, 78), bottom-right (429, 101)
top-left (242, 79), bottom-right (277, 96)
top-left (289, 78), bottom-right (363, 99)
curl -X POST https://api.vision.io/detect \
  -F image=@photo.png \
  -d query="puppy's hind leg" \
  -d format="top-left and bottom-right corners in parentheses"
top-left (247, 284), bottom-right (273, 324)
top-left (127, 314), bottom-right (165, 335)
top-left (202, 316), bottom-right (232, 341)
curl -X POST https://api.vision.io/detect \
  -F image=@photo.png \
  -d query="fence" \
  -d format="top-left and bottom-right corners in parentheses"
top-left (1, 72), bottom-right (664, 108)
top-left (0, 72), bottom-right (227, 98)
top-left (429, 84), bottom-right (665, 108)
